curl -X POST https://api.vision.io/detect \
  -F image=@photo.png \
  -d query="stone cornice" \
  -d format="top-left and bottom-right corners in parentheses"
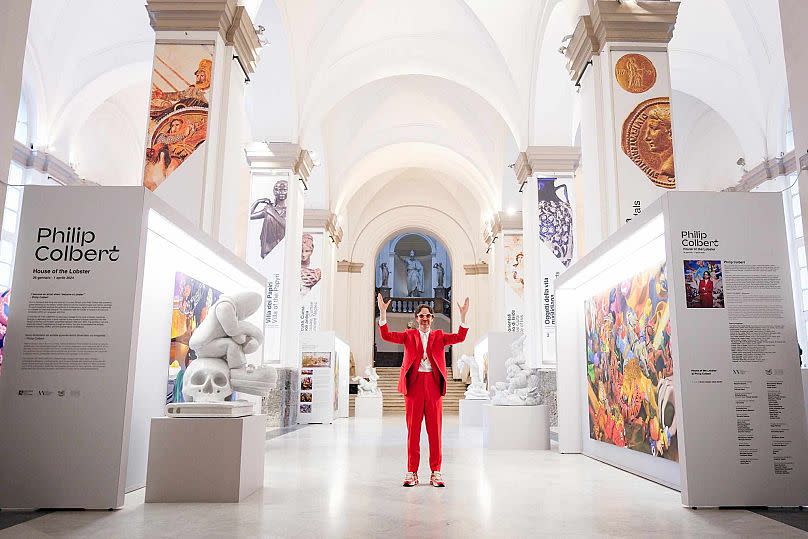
top-left (10, 141), bottom-right (96, 186)
top-left (515, 147), bottom-right (581, 187)
top-left (483, 213), bottom-right (502, 249)
top-left (724, 151), bottom-right (798, 192)
top-left (146, 0), bottom-right (236, 35)
top-left (464, 262), bottom-right (489, 276)
top-left (246, 143), bottom-right (314, 186)
top-left (513, 151), bottom-right (533, 186)
top-left (566, 15), bottom-right (599, 83)
top-left (225, 5), bottom-right (262, 74)
top-left (337, 260), bottom-right (363, 273)
top-left (565, 1), bottom-right (680, 82)
top-left (303, 209), bottom-right (344, 246)
top-left (591, 1), bottom-right (680, 48)
top-left (498, 211), bottom-right (523, 231)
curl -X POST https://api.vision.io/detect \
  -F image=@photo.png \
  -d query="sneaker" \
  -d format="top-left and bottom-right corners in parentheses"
top-left (403, 472), bottom-right (418, 487)
top-left (430, 471), bottom-right (445, 487)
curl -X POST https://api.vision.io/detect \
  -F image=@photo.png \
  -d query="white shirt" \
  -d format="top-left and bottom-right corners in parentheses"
top-left (378, 319), bottom-right (468, 373)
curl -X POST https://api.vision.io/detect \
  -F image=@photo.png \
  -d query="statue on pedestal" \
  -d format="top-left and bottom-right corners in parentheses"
top-left (353, 366), bottom-right (381, 396)
top-left (490, 335), bottom-right (541, 406)
top-left (398, 250), bottom-right (424, 297)
top-left (458, 354), bottom-right (489, 400)
top-left (433, 262), bottom-right (445, 288)
top-left (380, 262), bottom-right (390, 287)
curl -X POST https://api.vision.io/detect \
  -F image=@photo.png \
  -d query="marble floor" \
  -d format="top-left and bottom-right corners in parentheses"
top-left (1, 416), bottom-right (805, 538)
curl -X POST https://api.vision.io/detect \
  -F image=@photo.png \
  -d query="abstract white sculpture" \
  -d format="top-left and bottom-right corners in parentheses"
top-left (352, 366), bottom-right (381, 396)
top-left (182, 291), bottom-right (276, 402)
top-left (458, 354), bottom-right (489, 400)
top-left (490, 335), bottom-right (541, 406)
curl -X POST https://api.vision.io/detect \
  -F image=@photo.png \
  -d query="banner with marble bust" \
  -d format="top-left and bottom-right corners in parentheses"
top-left (536, 177), bottom-right (576, 367)
top-left (300, 231), bottom-right (324, 331)
top-left (247, 175), bottom-right (290, 364)
top-left (610, 50), bottom-right (677, 223)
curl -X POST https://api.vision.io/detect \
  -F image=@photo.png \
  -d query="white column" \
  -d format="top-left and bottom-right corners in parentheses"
top-left (565, 1), bottom-right (680, 232)
top-left (144, 1), bottom-right (261, 235)
top-left (0, 0), bottom-right (32, 221)
top-left (779, 0), bottom-right (808, 238)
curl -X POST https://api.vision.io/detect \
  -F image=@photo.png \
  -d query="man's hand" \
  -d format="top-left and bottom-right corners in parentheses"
top-left (458, 297), bottom-right (470, 323)
top-left (377, 292), bottom-right (391, 324)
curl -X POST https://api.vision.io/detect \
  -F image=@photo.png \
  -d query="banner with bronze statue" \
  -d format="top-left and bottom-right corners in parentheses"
top-left (247, 175), bottom-right (290, 364)
top-left (144, 43), bottom-right (214, 192)
top-left (610, 50), bottom-right (676, 223)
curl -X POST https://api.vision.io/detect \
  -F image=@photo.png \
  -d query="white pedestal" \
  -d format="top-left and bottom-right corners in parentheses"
top-left (459, 398), bottom-right (489, 427)
top-left (145, 415), bottom-right (265, 502)
top-left (355, 395), bottom-right (383, 418)
top-left (483, 404), bottom-right (550, 450)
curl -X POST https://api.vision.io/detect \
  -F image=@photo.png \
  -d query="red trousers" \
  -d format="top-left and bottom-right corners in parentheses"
top-left (405, 371), bottom-right (443, 472)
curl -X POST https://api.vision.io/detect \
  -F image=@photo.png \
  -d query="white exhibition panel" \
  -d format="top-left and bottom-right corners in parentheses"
top-left (126, 203), bottom-right (264, 492)
top-left (0, 186), bottom-right (266, 509)
top-left (0, 187), bottom-right (148, 509)
top-left (556, 192), bottom-right (808, 507)
top-left (299, 331), bottom-right (350, 424)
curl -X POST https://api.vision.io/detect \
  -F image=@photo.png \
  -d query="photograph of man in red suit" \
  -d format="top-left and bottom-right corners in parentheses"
top-left (377, 292), bottom-right (470, 488)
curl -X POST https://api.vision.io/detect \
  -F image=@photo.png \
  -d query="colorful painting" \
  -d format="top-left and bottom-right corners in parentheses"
top-left (0, 289), bottom-right (9, 373)
top-left (584, 261), bottom-right (678, 461)
top-left (144, 44), bottom-right (214, 191)
top-left (683, 260), bottom-right (724, 309)
top-left (302, 352), bottom-right (331, 368)
top-left (168, 272), bottom-right (222, 403)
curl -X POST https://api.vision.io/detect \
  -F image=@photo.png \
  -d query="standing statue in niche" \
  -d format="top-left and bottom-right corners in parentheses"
top-left (183, 291), bottom-right (277, 403)
top-left (249, 179), bottom-right (288, 258)
top-left (433, 262), bottom-right (445, 288)
top-left (398, 250), bottom-right (424, 297)
top-left (379, 262), bottom-right (390, 287)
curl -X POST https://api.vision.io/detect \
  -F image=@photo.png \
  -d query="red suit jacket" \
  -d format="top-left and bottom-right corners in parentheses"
top-left (379, 323), bottom-right (468, 397)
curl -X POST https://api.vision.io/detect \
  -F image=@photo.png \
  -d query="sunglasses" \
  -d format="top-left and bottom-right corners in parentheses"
top-left (417, 314), bottom-right (433, 319)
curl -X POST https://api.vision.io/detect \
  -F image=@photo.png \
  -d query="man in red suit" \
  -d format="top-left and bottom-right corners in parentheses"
top-left (377, 292), bottom-right (470, 488)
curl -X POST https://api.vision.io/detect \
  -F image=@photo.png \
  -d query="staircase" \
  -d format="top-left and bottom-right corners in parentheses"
top-left (351, 366), bottom-right (467, 415)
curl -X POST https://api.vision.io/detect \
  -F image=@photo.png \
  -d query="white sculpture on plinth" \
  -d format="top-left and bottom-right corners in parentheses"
top-left (490, 335), bottom-right (541, 406)
top-left (353, 366), bottom-right (381, 396)
top-left (458, 354), bottom-right (489, 400)
top-left (182, 291), bottom-right (276, 402)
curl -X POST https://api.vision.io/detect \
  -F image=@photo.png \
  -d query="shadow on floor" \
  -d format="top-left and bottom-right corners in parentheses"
top-left (752, 508), bottom-right (808, 532)
top-left (0, 509), bottom-right (52, 530)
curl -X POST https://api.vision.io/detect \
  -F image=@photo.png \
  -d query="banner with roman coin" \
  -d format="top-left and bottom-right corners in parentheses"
top-left (536, 177), bottom-right (576, 366)
top-left (247, 175), bottom-right (290, 364)
top-left (300, 231), bottom-right (324, 331)
top-left (610, 50), bottom-right (676, 223)
top-left (144, 43), bottom-right (214, 192)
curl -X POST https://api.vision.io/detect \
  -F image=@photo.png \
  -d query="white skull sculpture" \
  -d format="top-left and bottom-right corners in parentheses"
top-left (182, 358), bottom-right (232, 402)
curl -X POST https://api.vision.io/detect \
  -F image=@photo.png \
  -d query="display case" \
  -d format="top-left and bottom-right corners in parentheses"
top-left (556, 191), bottom-right (808, 507)
top-left (0, 186), bottom-right (265, 509)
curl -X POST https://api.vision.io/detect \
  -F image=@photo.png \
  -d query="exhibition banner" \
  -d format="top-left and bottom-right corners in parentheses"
top-left (665, 192), bottom-right (808, 507)
top-left (537, 177), bottom-right (575, 366)
top-left (300, 231), bottom-right (324, 331)
top-left (144, 43), bottom-right (214, 191)
top-left (609, 50), bottom-right (676, 223)
top-left (503, 233), bottom-right (525, 333)
top-left (247, 175), bottom-right (289, 364)
top-left (0, 187), bottom-right (147, 509)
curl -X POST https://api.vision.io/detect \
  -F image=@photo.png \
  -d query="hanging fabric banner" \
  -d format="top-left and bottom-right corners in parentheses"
top-left (503, 233), bottom-right (525, 333)
top-left (300, 231), bottom-right (324, 331)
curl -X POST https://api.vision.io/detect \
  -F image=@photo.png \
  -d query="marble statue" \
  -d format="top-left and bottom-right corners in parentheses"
top-left (433, 262), bottom-right (445, 288)
top-left (399, 250), bottom-right (424, 297)
top-left (352, 366), bottom-right (381, 396)
top-left (458, 354), bottom-right (489, 399)
top-left (490, 335), bottom-right (541, 406)
top-left (184, 291), bottom-right (277, 402)
top-left (380, 262), bottom-right (390, 287)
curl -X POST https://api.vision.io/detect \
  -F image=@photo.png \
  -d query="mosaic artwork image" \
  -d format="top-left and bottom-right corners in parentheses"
top-left (584, 261), bottom-right (678, 461)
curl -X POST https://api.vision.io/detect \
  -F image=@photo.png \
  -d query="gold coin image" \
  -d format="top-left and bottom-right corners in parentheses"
top-left (615, 53), bottom-right (657, 94)
top-left (621, 97), bottom-right (676, 189)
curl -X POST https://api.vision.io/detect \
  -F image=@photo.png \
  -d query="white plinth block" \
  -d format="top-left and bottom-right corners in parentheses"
top-left (355, 395), bottom-right (383, 418)
top-left (145, 415), bottom-right (266, 503)
top-left (459, 398), bottom-right (489, 427)
top-left (483, 404), bottom-right (550, 450)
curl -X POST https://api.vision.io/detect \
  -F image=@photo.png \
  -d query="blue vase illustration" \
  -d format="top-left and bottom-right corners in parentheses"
top-left (538, 178), bottom-right (574, 267)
